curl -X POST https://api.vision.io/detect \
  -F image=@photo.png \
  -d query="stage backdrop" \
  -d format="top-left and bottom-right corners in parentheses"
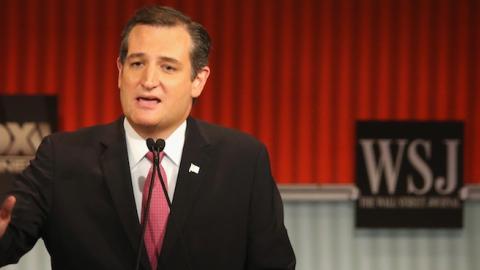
top-left (0, 0), bottom-right (478, 185)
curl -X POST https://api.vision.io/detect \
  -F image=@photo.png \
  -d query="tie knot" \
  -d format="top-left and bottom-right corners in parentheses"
top-left (146, 151), bottom-right (165, 162)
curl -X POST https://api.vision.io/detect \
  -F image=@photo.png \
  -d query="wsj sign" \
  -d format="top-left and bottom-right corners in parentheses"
top-left (355, 121), bottom-right (463, 228)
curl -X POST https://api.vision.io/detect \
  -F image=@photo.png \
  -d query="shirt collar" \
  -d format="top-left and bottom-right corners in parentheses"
top-left (124, 118), bottom-right (186, 169)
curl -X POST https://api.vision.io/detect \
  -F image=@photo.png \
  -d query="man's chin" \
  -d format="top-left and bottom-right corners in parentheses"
top-left (127, 116), bottom-right (162, 129)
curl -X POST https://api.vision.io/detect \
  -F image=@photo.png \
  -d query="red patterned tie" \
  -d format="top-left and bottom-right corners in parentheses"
top-left (142, 152), bottom-right (170, 270)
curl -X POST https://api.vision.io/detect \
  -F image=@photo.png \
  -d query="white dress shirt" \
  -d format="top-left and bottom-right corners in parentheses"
top-left (124, 118), bottom-right (186, 221)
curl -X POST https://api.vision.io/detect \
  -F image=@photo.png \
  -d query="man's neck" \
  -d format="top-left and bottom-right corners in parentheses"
top-left (127, 118), bottom-right (185, 140)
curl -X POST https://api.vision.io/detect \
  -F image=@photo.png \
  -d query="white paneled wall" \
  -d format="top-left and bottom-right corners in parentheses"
top-left (284, 201), bottom-right (479, 270)
top-left (1, 240), bottom-right (50, 270)
top-left (2, 202), bottom-right (480, 270)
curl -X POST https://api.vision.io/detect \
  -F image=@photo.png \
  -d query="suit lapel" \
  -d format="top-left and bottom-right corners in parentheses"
top-left (159, 118), bottom-right (213, 265)
top-left (99, 118), bottom-right (150, 270)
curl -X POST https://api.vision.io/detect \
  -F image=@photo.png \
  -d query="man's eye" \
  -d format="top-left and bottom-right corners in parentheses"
top-left (130, 62), bottom-right (143, 68)
top-left (162, 65), bottom-right (177, 72)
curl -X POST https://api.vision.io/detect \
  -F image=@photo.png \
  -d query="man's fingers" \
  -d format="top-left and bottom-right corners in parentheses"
top-left (0, 196), bottom-right (16, 220)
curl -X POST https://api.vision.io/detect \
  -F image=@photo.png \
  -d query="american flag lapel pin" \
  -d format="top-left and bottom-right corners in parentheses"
top-left (189, 163), bottom-right (200, 174)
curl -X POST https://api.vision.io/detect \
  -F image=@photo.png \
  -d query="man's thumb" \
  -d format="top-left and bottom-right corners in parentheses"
top-left (0, 196), bottom-right (16, 220)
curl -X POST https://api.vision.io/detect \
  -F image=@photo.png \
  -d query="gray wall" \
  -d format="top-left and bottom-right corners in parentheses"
top-left (285, 201), bottom-right (478, 270)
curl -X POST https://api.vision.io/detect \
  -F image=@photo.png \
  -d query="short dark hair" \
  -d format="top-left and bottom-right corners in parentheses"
top-left (119, 5), bottom-right (211, 79)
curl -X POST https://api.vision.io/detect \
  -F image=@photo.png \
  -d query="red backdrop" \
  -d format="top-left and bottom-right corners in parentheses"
top-left (0, 0), bottom-right (479, 184)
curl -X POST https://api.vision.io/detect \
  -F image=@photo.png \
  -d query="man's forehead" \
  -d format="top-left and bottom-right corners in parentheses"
top-left (128, 24), bottom-right (191, 43)
top-left (127, 24), bottom-right (192, 57)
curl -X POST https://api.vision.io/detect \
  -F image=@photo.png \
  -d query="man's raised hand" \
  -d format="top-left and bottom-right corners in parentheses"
top-left (0, 196), bottom-right (16, 238)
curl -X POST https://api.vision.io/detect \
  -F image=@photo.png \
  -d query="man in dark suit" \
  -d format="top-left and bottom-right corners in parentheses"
top-left (0, 5), bottom-right (295, 270)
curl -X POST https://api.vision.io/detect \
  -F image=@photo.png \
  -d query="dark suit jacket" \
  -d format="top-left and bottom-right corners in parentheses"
top-left (0, 117), bottom-right (295, 270)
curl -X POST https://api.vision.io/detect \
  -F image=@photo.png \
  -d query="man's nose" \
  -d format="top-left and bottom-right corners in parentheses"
top-left (141, 66), bottom-right (160, 90)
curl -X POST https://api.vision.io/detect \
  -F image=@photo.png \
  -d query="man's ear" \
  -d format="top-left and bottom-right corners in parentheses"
top-left (191, 66), bottom-right (210, 98)
top-left (116, 57), bottom-right (123, 89)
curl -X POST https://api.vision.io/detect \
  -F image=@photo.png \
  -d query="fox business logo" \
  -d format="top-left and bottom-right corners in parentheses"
top-left (0, 122), bottom-right (51, 173)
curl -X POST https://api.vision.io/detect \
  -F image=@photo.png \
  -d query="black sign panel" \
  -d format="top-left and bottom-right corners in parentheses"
top-left (356, 121), bottom-right (463, 228)
top-left (0, 95), bottom-right (57, 201)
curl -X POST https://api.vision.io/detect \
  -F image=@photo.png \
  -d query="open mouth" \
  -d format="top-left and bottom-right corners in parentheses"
top-left (136, 97), bottom-right (161, 107)
top-left (137, 97), bottom-right (160, 102)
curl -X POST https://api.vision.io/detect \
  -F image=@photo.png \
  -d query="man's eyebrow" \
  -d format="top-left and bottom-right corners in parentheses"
top-left (158, 56), bottom-right (181, 65)
top-left (126, 53), bottom-right (145, 60)
top-left (126, 53), bottom-right (181, 65)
